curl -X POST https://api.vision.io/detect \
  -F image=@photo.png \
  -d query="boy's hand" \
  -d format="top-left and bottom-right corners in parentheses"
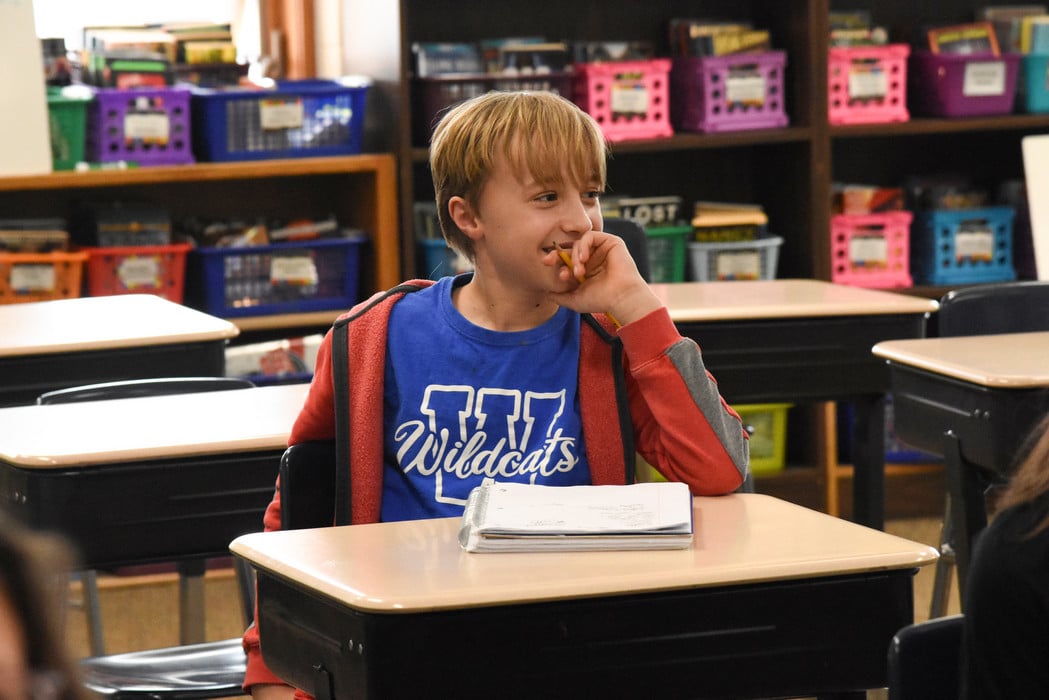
top-left (546, 230), bottom-right (661, 326)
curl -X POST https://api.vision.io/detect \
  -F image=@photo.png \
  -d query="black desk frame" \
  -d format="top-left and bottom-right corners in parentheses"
top-left (678, 311), bottom-right (932, 529)
top-left (886, 362), bottom-right (1049, 602)
top-left (253, 564), bottom-right (916, 700)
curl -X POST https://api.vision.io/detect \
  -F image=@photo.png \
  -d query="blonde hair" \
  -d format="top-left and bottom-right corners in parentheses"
top-left (428, 91), bottom-right (608, 260)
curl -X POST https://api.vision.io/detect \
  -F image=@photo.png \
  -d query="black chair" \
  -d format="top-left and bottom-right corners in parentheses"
top-left (604, 217), bottom-right (653, 282)
top-left (928, 281), bottom-right (1049, 618)
top-left (279, 440), bottom-right (338, 531)
top-left (887, 614), bottom-right (964, 700)
top-left (41, 377), bottom-right (257, 700)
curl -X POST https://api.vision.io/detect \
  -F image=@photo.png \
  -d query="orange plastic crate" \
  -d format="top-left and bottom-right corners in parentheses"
top-left (84, 243), bottom-right (192, 302)
top-left (0, 251), bottom-right (88, 303)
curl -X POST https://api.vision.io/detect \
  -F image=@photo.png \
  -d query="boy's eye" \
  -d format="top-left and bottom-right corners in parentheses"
top-left (536, 192), bottom-right (558, 203)
top-left (585, 190), bottom-right (604, 201)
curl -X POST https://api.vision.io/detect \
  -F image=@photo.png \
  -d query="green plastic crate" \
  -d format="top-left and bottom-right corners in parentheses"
top-left (735, 403), bottom-right (791, 476)
top-left (645, 225), bottom-right (690, 283)
top-left (47, 87), bottom-right (92, 170)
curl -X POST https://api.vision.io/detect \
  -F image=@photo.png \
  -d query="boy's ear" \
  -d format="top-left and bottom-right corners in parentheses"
top-left (449, 196), bottom-right (482, 241)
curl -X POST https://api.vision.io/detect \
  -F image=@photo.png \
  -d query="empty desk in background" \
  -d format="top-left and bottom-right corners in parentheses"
top-left (654, 280), bottom-right (939, 529)
top-left (0, 382), bottom-right (308, 643)
top-left (873, 332), bottom-right (1049, 603)
top-left (231, 493), bottom-right (937, 700)
top-left (0, 294), bottom-right (239, 407)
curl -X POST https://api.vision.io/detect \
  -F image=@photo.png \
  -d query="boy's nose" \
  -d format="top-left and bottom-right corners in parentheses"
top-left (561, 204), bottom-right (595, 233)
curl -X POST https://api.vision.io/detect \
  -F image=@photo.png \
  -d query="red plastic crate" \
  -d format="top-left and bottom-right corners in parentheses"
top-left (87, 87), bottom-right (195, 165)
top-left (909, 50), bottom-right (1020, 118)
top-left (573, 59), bottom-right (674, 142)
top-left (671, 51), bottom-right (789, 133)
top-left (84, 243), bottom-right (192, 302)
top-left (0, 251), bottom-right (88, 303)
top-left (830, 211), bottom-right (913, 288)
top-left (828, 44), bottom-right (910, 125)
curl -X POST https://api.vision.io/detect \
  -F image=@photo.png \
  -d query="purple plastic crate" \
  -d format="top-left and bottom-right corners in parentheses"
top-left (671, 51), bottom-right (788, 133)
top-left (909, 50), bottom-right (1020, 117)
top-left (87, 87), bottom-right (194, 166)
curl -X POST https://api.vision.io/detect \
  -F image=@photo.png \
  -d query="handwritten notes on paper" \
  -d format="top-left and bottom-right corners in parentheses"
top-left (458, 481), bottom-right (694, 552)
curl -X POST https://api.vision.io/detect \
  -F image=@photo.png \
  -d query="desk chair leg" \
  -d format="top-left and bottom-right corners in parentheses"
top-left (929, 495), bottom-right (956, 619)
top-left (850, 394), bottom-right (886, 529)
top-left (73, 570), bottom-right (106, 656)
top-left (177, 559), bottom-right (207, 645)
top-left (233, 557), bottom-right (256, 627)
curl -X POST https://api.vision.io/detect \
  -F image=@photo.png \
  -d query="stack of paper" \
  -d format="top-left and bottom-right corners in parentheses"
top-left (458, 481), bottom-right (694, 553)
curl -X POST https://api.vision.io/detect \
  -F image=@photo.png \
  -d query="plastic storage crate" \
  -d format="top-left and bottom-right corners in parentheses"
top-left (911, 206), bottom-right (1016, 285)
top-left (909, 50), bottom-right (1020, 118)
top-left (830, 212), bottom-right (913, 288)
top-left (87, 87), bottom-right (194, 165)
top-left (573, 59), bottom-right (674, 142)
top-left (412, 72), bottom-right (574, 145)
top-left (687, 235), bottom-right (783, 281)
top-left (186, 235), bottom-right (366, 317)
top-left (0, 251), bottom-right (88, 303)
top-left (646, 225), bottom-right (690, 282)
top-left (735, 403), bottom-right (791, 476)
top-left (83, 243), bottom-right (192, 302)
top-left (191, 79), bottom-right (368, 161)
top-left (828, 44), bottom-right (910, 125)
top-left (1021, 53), bottom-right (1049, 112)
top-left (837, 397), bottom-right (938, 465)
top-left (47, 87), bottom-right (91, 170)
top-left (670, 51), bottom-right (788, 133)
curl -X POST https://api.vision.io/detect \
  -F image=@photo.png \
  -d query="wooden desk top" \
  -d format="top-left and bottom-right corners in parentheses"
top-left (231, 493), bottom-right (937, 613)
top-left (873, 332), bottom-right (1049, 388)
top-left (0, 383), bottom-right (308, 468)
top-left (0, 294), bottom-right (239, 358)
top-left (653, 279), bottom-right (939, 322)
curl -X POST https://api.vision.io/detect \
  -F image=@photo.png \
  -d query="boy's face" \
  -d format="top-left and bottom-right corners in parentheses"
top-left (470, 154), bottom-right (603, 291)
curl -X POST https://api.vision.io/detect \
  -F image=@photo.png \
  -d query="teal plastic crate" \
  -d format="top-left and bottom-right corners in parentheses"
top-left (911, 207), bottom-right (1015, 285)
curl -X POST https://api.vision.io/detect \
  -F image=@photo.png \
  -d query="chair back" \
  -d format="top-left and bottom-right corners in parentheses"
top-left (279, 440), bottom-right (338, 531)
top-left (937, 281), bottom-right (1049, 337)
top-left (887, 614), bottom-right (964, 700)
top-left (604, 217), bottom-right (652, 282)
top-left (37, 377), bottom-right (255, 404)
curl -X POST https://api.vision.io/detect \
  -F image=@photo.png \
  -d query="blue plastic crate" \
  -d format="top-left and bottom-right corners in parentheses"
top-left (190, 79), bottom-right (368, 161)
top-left (911, 206), bottom-right (1016, 285)
top-left (186, 235), bottom-right (365, 317)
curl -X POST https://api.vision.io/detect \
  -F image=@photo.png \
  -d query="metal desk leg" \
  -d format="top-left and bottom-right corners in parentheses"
top-left (929, 494), bottom-right (956, 619)
top-left (177, 559), bottom-right (207, 645)
top-left (850, 393), bottom-right (886, 530)
top-left (942, 429), bottom-right (988, 608)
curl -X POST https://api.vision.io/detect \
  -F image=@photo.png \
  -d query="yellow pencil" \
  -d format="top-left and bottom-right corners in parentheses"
top-left (558, 250), bottom-right (621, 328)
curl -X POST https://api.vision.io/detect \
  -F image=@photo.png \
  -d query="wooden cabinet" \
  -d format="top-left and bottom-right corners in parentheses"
top-left (344, 0), bottom-right (1048, 290)
top-left (0, 154), bottom-right (400, 340)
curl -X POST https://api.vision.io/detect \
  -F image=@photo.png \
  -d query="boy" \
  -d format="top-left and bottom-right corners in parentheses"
top-left (244, 90), bottom-right (749, 699)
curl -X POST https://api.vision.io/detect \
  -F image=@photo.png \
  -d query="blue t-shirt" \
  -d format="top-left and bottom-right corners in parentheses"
top-left (380, 275), bottom-right (591, 522)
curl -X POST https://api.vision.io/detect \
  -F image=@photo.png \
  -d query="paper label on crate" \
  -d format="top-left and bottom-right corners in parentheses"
top-left (270, 256), bottom-right (318, 286)
top-left (726, 72), bottom-right (767, 106)
top-left (259, 98), bottom-right (305, 130)
top-left (963, 61), bottom-right (1006, 97)
top-left (124, 112), bottom-right (170, 145)
top-left (715, 251), bottom-right (760, 280)
top-left (611, 72), bottom-right (649, 114)
top-left (849, 235), bottom-right (888, 268)
top-left (10, 264), bottom-right (55, 292)
top-left (847, 63), bottom-right (887, 99)
top-left (117, 255), bottom-right (161, 289)
top-left (954, 229), bottom-right (995, 262)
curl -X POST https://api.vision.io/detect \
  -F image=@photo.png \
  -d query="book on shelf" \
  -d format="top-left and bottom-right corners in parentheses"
top-left (458, 480), bottom-right (695, 553)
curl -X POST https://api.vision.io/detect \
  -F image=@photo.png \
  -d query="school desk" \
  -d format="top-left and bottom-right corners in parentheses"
top-left (231, 493), bottom-right (937, 700)
top-left (0, 382), bottom-right (308, 643)
top-left (873, 331), bottom-right (1049, 604)
top-left (0, 294), bottom-right (240, 407)
top-left (652, 279), bottom-right (939, 529)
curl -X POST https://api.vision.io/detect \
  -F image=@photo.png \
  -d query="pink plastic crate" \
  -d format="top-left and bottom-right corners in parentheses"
top-left (828, 44), bottom-right (910, 125)
top-left (87, 87), bottom-right (194, 165)
top-left (830, 211), bottom-right (913, 288)
top-left (909, 50), bottom-right (1020, 117)
top-left (671, 51), bottom-right (789, 133)
top-left (573, 59), bottom-right (673, 142)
